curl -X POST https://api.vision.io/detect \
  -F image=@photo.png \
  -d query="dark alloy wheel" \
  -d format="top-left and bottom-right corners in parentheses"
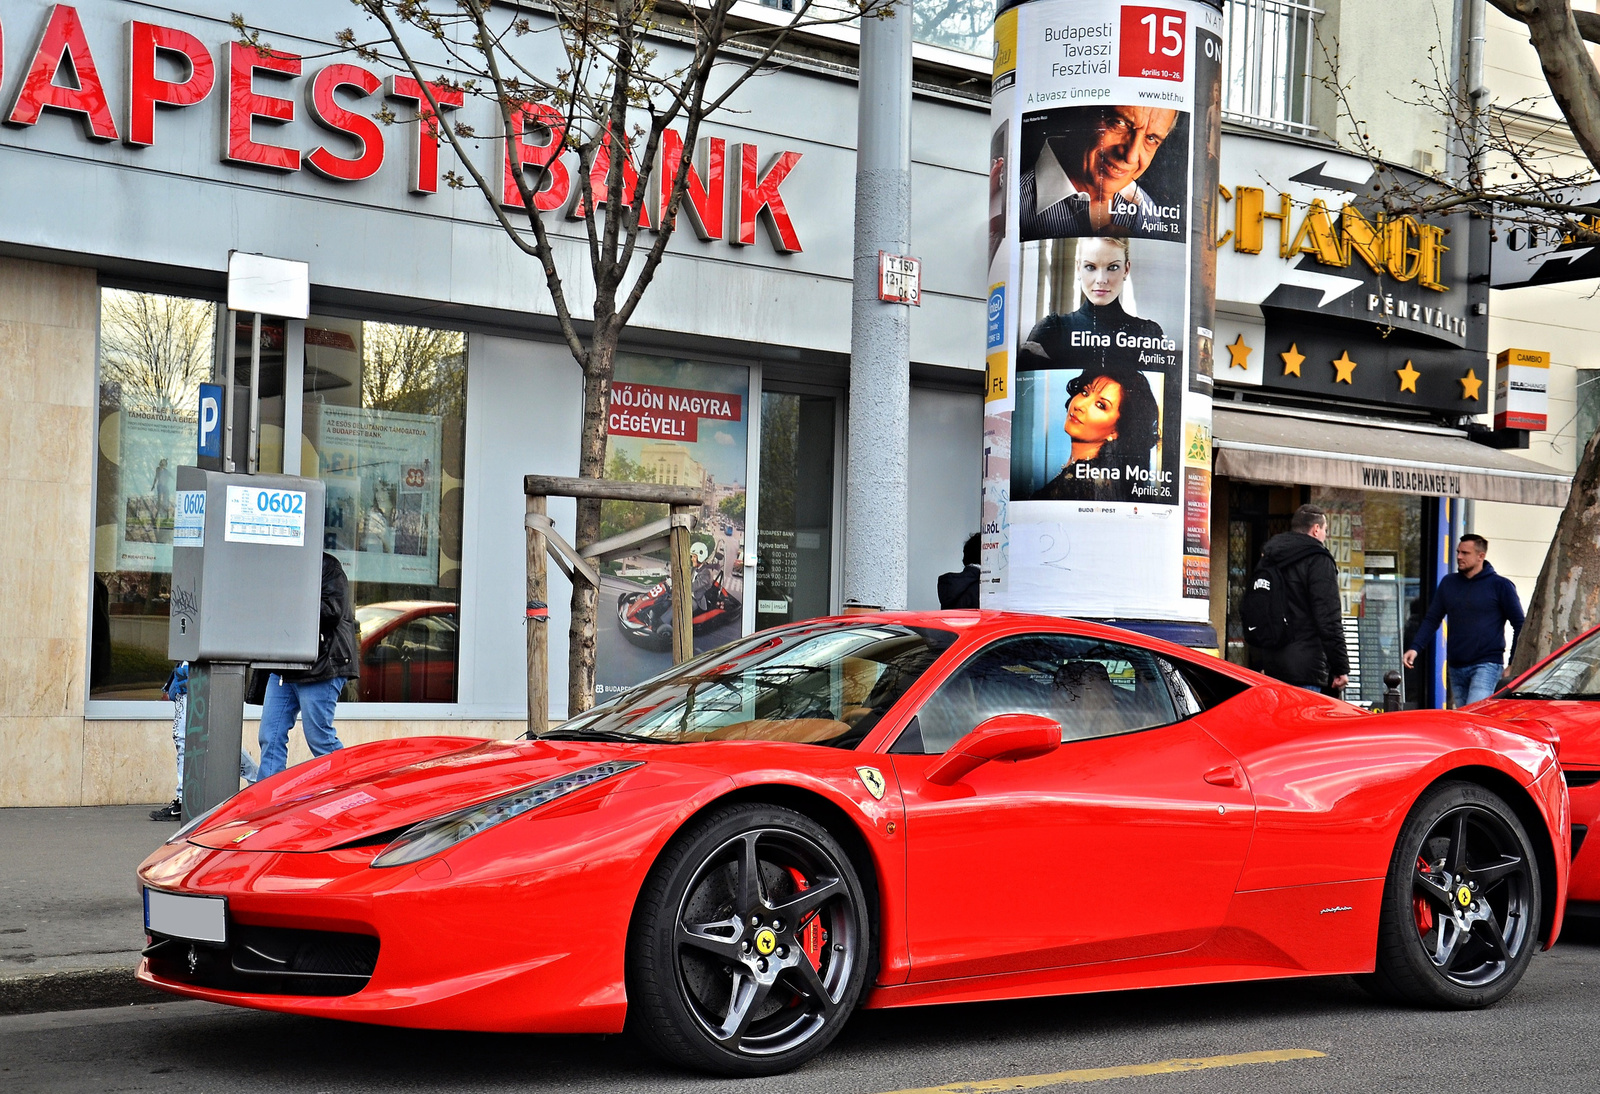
top-left (1366, 781), bottom-right (1541, 1007)
top-left (627, 804), bottom-right (872, 1075)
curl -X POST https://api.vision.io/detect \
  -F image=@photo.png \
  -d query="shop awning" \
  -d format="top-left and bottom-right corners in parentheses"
top-left (1211, 407), bottom-right (1571, 506)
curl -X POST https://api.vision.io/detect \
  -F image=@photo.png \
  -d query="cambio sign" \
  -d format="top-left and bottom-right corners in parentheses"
top-left (0, 3), bottom-right (804, 251)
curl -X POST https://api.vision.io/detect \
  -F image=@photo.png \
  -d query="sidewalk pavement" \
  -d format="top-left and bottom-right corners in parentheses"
top-left (0, 805), bottom-right (185, 1014)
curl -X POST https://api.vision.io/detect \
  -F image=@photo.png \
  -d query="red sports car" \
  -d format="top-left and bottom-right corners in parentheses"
top-left (137, 612), bottom-right (1568, 1076)
top-left (1470, 623), bottom-right (1600, 914)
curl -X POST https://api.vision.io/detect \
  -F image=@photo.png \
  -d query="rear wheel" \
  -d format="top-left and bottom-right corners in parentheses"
top-left (1366, 781), bottom-right (1541, 1007)
top-left (627, 804), bottom-right (871, 1075)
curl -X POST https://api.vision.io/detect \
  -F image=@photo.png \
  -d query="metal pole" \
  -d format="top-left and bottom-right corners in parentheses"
top-left (182, 660), bottom-right (248, 821)
top-left (525, 494), bottom-right (549, 735)
top-left (247, 312), bottom-right (263, 474)
top-left (843, 0), bottom-right (912, 612)
top-left (669, 506), bottom-right (695, 664)
top-left (222, 311), bottom-right (237, 473)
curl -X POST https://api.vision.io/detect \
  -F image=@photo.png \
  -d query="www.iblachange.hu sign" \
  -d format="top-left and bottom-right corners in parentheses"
top-left (1359, 465), bottom-right (1462, 496)
top-left (608, 382), bottom-right (743, 441)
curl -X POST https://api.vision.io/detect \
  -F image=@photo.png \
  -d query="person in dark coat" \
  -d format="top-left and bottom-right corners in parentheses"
top-left (937, 534), bottom-right (981, 609)
top-left (1402, 533), bottom-right (1525, 707)
top-left (1254, 505), bottom-right (1350, 694)
top-left (257, 553), bottom-right (360, 779)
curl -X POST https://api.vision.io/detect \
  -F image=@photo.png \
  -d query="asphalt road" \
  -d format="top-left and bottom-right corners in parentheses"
top-left (6, 923), bottom-right (1600, 1093)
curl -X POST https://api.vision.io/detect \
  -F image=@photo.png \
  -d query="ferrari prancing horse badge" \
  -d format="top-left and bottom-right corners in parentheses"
top-left (856, 766), bottom-right (886, 800)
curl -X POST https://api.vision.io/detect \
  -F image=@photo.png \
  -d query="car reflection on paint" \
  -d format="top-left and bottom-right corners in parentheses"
top-left (355, 601), bottom-right (457, 703)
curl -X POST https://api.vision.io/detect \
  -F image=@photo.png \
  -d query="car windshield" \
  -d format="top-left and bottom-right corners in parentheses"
top-left (1508, 629), bottom-right (1600, 700)
top-left (544, 622), bottom-right (957, 747)
top-left (355, 605), bottom-right (405, 640)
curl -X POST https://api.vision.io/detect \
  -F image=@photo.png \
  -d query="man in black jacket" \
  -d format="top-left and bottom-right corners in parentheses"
top-left (1255, 505), bottom-right (1350, 694)
top-left (257, 553), bottom-right (360, 779)
top-left (937, 534), bottom-right (981, 609)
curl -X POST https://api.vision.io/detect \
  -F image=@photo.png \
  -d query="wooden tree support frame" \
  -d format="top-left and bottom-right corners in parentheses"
top-left (523, 475), bottom-right (707, 736)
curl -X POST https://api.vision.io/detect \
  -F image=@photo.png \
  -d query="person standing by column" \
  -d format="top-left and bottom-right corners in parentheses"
top-left (1250, 505), bottom-right (1351, 696)
top-left (257, 553), bottom-right (360, 779)
top-left (937, 533), bottom-right (982, 609)
top-left (1402, 533), bottom-right (1524, 707)
top-left (150, 662), bottom-right (259, 821)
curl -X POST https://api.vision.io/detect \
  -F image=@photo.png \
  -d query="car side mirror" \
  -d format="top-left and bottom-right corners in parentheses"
top-left (924, 713), bottom-right (1062, 786)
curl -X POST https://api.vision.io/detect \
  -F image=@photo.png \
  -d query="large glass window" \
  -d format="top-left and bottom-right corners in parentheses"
top-left (93, 289), bottom-right (223, 699)
top-left (302, 316), bottom-right (468, 703)
top-left (757, 391), bottom-right (836, 629)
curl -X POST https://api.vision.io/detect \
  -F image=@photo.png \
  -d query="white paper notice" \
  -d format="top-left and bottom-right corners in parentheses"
top-left (224, 485), bottom-right (307, 546)
top-left (173, 490), bottom-right (206, 548)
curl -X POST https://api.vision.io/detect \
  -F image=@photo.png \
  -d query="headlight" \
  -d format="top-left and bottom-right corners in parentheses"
top-left (167, 801), bottom-right (226, 845)
top-left (371, 761), bottom-right (643, 868)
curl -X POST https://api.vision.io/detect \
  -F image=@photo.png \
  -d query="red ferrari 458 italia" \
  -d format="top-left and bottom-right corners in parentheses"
top-left (137, 612), bottom-right (1569, 1075)
top-left (1470, 623), bottom-right (1600, 915)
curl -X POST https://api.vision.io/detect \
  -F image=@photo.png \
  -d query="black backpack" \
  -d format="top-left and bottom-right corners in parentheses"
top-left (1240, 556), bottom-right (1292, 649)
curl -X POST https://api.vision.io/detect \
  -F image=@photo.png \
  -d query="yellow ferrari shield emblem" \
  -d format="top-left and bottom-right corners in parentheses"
top-left (856, 766), bottom-right (886, 800)
top-left (754, 928), bottom-right (777, 956)
top-left (1457, 886), bottom-right (1472, 907)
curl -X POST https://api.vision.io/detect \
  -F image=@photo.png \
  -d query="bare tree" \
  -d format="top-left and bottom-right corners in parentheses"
top-left (239, 0), bottom-right (889, 712)
top-left (100, 290), bottom-right (216, 415)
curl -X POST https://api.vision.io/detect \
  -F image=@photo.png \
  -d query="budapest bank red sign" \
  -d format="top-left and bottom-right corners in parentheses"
top-left (0, 4), bottom-right (804, 251)
top-left (609, 382), bottom-right (742, 442)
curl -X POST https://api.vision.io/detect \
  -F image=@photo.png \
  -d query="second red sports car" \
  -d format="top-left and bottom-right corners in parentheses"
top-left (1471, 623), bottom-right (1600, 914)
top-left (136, 612), bottom-right (1568, 1075)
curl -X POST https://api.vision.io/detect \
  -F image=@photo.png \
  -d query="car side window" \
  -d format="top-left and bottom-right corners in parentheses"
top-left (906, 634), bottom-right (1181, 754)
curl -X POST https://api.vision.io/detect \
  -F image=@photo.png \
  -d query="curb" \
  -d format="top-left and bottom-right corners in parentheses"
top-left (0, 967), bottom-right (178, 1016)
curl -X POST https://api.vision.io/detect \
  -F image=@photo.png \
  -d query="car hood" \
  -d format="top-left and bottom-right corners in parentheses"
top-left (1470, 697), bottom-right (1600, 764)
top-left (189, 738), bottom-right (642, 853)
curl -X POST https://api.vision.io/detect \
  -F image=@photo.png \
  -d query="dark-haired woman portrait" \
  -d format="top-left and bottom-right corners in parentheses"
top-left (1031, 363), bottom-right (1161, 501)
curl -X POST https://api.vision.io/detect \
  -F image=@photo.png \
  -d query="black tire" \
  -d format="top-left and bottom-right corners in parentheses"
top-left (1364, 781), bottom-right (1541, 1007)
top-left (626, 804), bottom-right (872, 1076)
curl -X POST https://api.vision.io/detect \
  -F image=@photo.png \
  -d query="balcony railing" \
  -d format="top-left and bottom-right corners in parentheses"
top-left (1222, 0), bottom-right (1322, 135)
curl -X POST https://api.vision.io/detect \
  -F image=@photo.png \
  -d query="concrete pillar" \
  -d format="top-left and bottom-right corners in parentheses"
top-left (844, 0), bottom-right (914, 611)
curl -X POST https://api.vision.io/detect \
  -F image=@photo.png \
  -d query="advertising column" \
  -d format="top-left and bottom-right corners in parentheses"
top-left (983, 0), bottom-right (1223, 630)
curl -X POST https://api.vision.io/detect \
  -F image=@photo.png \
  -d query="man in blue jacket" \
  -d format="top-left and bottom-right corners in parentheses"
top-left (1402, 534), bottom-right (1525, 707)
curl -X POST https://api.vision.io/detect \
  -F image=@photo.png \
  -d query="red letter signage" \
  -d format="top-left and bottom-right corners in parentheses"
top-left (385, 76), bottom-right (462, 194)
top-left (305, 63), bottom-right (383, 182)
top-left (126, 21), bottom-right (214, 147)
top-left (225, 41), bottom-right (300, 171)
top-left (7, 4), bottom-right (120, 141)
top-left (731, 144), bottom-right (801, 252)
top-left (572, 126), bottom-right (651, 228)
top-left (660, 129), bottom-right (724, 241)
top-left (502, 102), bottom-right (569, 212)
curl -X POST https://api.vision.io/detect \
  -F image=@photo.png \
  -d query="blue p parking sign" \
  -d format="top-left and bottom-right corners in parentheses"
top-left (197, 383), bottom-right (222, 459)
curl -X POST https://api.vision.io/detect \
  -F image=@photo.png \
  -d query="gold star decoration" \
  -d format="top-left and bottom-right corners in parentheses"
top-left (1332, 351), bottom-right (1358, 384)
top-left (1280, 343), bottom-right (1305, 377)
top-left (1396, 359), bottom-right (1421, 393)
top-left (1460, 368), bottom-right (1483, 400)
top-left (1226, 334), bottom-right (1253, 370)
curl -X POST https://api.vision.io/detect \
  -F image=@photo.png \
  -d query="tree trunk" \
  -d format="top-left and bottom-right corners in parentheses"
top-left (1509, 425), bottom-right (1600, 675)
top-left (567, 334), bottom-right (618, 715)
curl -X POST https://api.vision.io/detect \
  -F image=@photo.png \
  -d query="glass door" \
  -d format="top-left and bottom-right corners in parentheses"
top-left (756, 391), bottom-right (837, 629)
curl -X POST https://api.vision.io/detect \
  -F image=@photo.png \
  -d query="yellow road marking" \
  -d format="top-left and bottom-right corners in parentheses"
top-left (876, 1049), bottom-right (1328, 1093)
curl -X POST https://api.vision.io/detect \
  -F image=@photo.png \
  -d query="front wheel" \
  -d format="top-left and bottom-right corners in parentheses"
top-left (1365, 781), bottom-right (1541, 1007)
top-left (627, 804), bottom-right (872, 1075)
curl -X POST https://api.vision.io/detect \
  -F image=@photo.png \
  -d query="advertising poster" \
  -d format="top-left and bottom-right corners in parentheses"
top-left (114, 408), bottom-right (194, 573)
top-left (308, 404), bottom-right (444, 585)
top-left (983, 0), bottom-right (1222, 622)
top-left (594, 355), bottom-right (750, 702)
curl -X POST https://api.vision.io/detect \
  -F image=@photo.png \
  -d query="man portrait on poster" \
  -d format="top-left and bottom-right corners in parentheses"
top-left (1020, 104), bottom-right (1189, 240)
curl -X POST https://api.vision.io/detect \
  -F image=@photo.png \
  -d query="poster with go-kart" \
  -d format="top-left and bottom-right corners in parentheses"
top-left (593, 355), bottom-right (750, 704)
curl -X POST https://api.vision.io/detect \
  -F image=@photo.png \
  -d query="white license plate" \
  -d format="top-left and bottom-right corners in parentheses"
top-left (144, 888), bottom-right (227, 944)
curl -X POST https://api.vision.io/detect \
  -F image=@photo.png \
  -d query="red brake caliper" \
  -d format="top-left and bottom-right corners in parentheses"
top-left (785, 868), bottom-right (827, 970)
top-left (1414, 857), bottom-right (1434, 934)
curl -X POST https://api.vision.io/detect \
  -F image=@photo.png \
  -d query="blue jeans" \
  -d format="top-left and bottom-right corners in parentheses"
top-left (1449, 661), bottom-right (1503, 708)
top-left (257, 675), bottom-right (346, 779)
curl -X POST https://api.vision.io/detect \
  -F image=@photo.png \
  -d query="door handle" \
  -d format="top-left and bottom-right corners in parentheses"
top-left (1203, 765), bottom-right (1242, 788)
